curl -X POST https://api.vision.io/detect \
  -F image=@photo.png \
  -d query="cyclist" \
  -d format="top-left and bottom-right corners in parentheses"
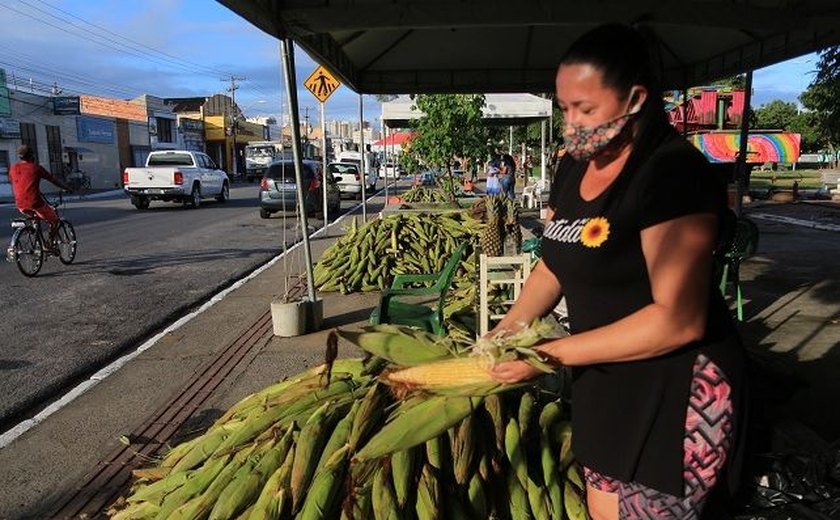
top-left (9, 144), bottom-right (73, 252)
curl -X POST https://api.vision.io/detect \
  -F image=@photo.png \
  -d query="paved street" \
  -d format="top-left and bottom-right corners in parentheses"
top-left (0, 182), bottom-right (361, 430)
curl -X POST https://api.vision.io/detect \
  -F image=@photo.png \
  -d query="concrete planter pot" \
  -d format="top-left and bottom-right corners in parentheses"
top-left (271, 298), bottom-right (324, 337)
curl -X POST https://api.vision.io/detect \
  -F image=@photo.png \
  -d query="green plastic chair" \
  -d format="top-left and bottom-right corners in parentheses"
top-left (369, 243), bottom-right (468, 336)
top-left (718, 216), bottom-right (759, 321)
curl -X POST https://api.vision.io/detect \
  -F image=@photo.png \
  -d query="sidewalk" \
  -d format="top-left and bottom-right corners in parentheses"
top-left (0, 196), bottom-right (838, 518)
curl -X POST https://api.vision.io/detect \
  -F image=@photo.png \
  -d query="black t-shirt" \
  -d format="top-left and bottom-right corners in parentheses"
top-left (543, 137), bottom-right (745, 497)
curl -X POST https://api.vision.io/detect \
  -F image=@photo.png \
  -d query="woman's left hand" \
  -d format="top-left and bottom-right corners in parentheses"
top-left (488, 360), bottom-right (544, 384)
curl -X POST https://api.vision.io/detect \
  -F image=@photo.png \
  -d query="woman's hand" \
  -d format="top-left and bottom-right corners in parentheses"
top-left (488, 359), bottom-right (543, 384)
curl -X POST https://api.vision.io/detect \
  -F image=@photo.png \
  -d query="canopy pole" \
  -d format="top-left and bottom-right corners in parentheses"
top-left (384, 124), bottom-right (389, 203)
top-left (735, 71), bottom-right (754, 217)
top-left (540, 120), bottom-right (546, 186)
top-left (509, 126), bottom-right (514, 155)
top-left (279, 38), bottom-right (317, 304)
top-left (681, 87), bottom-right (689, 138)
top-left (321, 101), bottom-right (328, 233)
top-left (359, 94), bottom-right (367, 221)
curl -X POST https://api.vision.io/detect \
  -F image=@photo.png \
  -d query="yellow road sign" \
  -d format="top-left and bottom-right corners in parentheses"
top-left (304, 65), bottom-right (341, 103)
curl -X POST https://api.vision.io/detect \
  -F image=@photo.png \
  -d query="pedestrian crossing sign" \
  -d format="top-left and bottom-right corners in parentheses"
top-left (304, 65), bottom-right (341, 103)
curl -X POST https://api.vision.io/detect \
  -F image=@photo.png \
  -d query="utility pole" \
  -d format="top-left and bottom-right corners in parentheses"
top-left (302, 106), bottom-right (311, 158)
top-left (222, 75), bottom-right (246, 178)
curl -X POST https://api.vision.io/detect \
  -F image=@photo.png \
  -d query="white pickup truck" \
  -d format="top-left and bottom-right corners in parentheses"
top-left (122, 150), bottom-right (230, 210)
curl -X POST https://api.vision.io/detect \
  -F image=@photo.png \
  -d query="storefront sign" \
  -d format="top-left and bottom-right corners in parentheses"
top-left (0, 117), bottom-right (21, 138)
top-left (53, 96), bottom-right (81, 115)
top-left (80, 95), bottom-right (146, 122)
top-left (77, 115), bottom-right (115, 144)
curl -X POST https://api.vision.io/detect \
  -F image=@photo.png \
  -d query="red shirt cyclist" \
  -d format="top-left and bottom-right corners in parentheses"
top-left (9, 144), bottom-right (73, 251)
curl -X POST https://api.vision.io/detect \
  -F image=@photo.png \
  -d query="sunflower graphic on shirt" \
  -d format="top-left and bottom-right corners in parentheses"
top-left (580, 217), bottom-right (610, 248)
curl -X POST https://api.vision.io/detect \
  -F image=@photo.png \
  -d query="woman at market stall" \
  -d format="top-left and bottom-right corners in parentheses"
top-left (488, 24), bottom-right (746, 520)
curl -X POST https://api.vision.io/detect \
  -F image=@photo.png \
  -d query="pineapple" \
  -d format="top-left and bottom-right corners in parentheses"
top-left (480, 195), bottom-right (503, 256)
top-left (505, 198), bottom-right (522, 253)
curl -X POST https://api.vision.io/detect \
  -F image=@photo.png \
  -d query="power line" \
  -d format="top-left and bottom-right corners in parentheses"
top-left (29, 0), bottom-right (235, 78)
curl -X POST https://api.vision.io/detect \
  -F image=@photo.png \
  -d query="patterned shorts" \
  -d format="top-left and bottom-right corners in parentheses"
top-left (583, 354), bottom-right (734, 519)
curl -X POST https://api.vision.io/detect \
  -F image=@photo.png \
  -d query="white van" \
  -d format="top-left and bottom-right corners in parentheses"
top-left (336, 150), bottom-right (377, 191)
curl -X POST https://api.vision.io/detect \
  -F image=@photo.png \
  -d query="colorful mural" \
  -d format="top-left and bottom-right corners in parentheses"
top-left (689, 132), bottom-right (801, 163)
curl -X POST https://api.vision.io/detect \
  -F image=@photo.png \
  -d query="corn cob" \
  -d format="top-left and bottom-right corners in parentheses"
top-left (314, 399), bottom-right (358, 476)
top-left (415, 463), bottom-right (440, 520)
top-left (449, 415), bottom-right (475, 486)
top-left (154, 453), bottom-right (232, 519)
top-left (386, 357), bottom-right (494, 388)
top-left (527, 477), bottom-right (551, 520)
top-left (248, 441), bottom-right (295, 520)
top-left (170, 421), bottom-right (243, 472)
top-left (425, 435), bottom-right (444, 472)
top-left (390, 448), bottom-right (416, 508)
top-left (505, 417), bottom-right (528, 491)
top-left (518, 391), bottom-right (536, 443)
top-left (371, 464), bottom-right (400, 520)
top-left (354, 395), bottom-right (483, 461)
top-left (466, 473), bottom-right (487, 519)
top-left (213, 377), bottom-right (357, 458)
top-left (110, 500), bottom-right (160, 520)
top-left (163, 445), bottom-right (256, 520)
top-left (290, 401), bottom-right (341, 512)
top-left (556, 420), bottom-right (574, 471)
top-left (484, 394), bottom-right (507, 453)
top-left (338, 326), bottom-right (457, 367)
top-left (348, 382), bottom-right (389, 450)
top-left (297, 444), bottom-right (352, 520)
top-left (208, 452), bottom-right (264, 520)
top-left (507, 471), bottom-right (532, 520)
top-left (564, 478), bottom-right (588, 520)
top-left (125, 468), bottom-right (191, 506)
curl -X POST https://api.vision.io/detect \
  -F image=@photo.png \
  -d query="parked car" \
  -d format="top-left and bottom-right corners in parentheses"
top-left (259, 159), bottom-right (341, 219)
top-left (378, 162), bottom-right (403, 179)
top-left (329, 162), bottom-right (365, 199)
top-left (122, 150), bottom-right (229, 210)
top-left (414, 171), bottom-right (436, 186)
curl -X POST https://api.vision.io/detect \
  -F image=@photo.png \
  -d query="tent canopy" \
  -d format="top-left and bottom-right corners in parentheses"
top-left (381, 93), bottom-right (552, 127)
top-left (218, 0), bottom-right (840, 95)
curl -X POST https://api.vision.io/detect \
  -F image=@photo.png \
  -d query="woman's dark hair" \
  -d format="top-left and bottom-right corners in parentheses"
top-left (559, 24), bottom-right (676, 167)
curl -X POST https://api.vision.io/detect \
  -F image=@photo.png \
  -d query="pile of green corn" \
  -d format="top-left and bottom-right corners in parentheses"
top-left (400, 186), bottom-right (453, 204)
top-left (109, 323), bottom-right (587, 520)
top-left (313, 213), bottom-right (481, 295)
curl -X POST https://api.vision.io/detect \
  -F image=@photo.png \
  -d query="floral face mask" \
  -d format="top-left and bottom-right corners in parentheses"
top-left (562, 89), bottom-right (642, 162)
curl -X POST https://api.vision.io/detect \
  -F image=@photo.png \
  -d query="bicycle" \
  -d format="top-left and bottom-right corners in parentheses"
top-left (67, 171), bottom-right (91, 191)
top-left (6, 192), bottom-right (77, 277)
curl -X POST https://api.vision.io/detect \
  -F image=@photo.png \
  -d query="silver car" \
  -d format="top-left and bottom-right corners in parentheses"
top-left (329, 162), bottom-right (365, 199)
top-left (259, 159), bottom-right (341, 219)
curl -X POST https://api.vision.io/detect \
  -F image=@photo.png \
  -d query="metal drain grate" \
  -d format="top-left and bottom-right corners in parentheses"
top-left (48, 279), bottom-right (307, 519)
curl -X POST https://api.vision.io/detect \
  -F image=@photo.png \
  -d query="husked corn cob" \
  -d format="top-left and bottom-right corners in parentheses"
top-left (386, 357), bottom-right (492, 387)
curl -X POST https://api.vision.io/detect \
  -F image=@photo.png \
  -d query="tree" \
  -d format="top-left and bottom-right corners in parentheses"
top-left (754, 100), bottom-right (798, 130)
top-left (407, 94), bottom-right (488, 198)
top-left (799, 46), bottom-right (840, 161)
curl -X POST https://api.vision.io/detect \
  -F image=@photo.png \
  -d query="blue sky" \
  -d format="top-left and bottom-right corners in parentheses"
top-left (0, 0), bottom-right (821, 127)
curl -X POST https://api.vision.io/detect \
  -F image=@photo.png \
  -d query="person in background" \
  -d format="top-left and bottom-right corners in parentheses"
top-left (499, 151), bottom-right (517, 196)
top-left (488, 24), bottom-right (745, 520)
top-left (9, 144), bottom-right (73, 252)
